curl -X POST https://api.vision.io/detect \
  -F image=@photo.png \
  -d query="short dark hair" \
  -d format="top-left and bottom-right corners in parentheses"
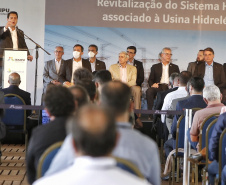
top-left (100, 81), bottom-right (131, 117)
top-left (69, 85), bottom-right (89, 108)
top-left (7, 11), bottom-right (18, 19)
top-left (88, 44), bottom-right (98, 52)
top-left (199, 49), bottom-right (204, 52)
top-left (44, 85), bottom-right (75, 117)
top-left (179, 71), bottom-right (192, 86)
top-left (73, 44), bottom-right (84, 52)
top-left (204, 47), bottom-right (214, 55)
top-left (93, 70), bottom-right (112, 85)
top-left (189, 77), bottom-right (205, 92)
top-left (75, 80), bottom-right (96, 101)
top-left (127, 46), bottom-right (137, 54)
top-left (73, 68), bottom-right (93, 84)
top-left (169, 72), bottom-right (179, 88)
top-left (71, 104), bottom-right (116, 157)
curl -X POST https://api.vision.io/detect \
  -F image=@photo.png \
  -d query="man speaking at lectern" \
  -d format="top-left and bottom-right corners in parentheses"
top-left (0, 11), bottom-right (33, 88)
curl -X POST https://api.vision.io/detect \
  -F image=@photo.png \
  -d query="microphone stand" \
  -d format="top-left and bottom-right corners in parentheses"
top-left (17, 27), bottom-right (51, 106)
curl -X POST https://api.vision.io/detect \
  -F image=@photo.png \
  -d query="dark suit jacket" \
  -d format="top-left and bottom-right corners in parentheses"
top-left (26, 116), bottom-right (68, 184)
top-left (94, 59), bottom-right (106, 71)
top-left (43, 59), bottom-right (67, 92)
top-left (154, 87), bottom-right (179, 111)
top-left (148, 63), bottom-right (180, 87)
top-left (0, 27), bottom-right (29, 66)
top-left (2, 85), bottom-right (31, 116)
top-left (133, 59), bottom-right (144, 86)
top-left (193, 61), bottom-right (226, 89)
top-left (59, 58), bottom-right (92, 83)
top-left (171, 95), bottom-right (207, 140)
top-left (209, 112), bottom-right (226, 161)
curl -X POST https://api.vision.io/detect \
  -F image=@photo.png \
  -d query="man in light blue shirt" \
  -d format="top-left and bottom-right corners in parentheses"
top-left (193, 47), bottom-right (226, 90)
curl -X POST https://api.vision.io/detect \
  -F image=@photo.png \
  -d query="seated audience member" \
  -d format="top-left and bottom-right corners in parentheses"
top-left (207, 112), bottom-right (226, 185)
top-left (75, 80), bottom-right (97, 103)
top-left (161, 71), bottom-right (191, 135)
top-left (93, 69), bottom-right (112, 97)
top-left (154, 72), bottom-right (179, 112)
top-left (26, 86), bottom-right (75, 184)
top-left (189, 85), bottom-right (224, 151)
top-left (43, 46), bottom-right (66, 93)
top-left (87, 44), bottom-right (106, 72)
top-left (127, 46), bottom-right (144, 111)
top-left (45, 81), bottom-right (160, 185)
top-left (2, 72), bottom-right (31, 110)
top-left (187, 50), bottom-right (204, 75)
top-left (34, 105), bottom-right (151, 185)
top-left (59, 44), bottom-right (91, 87)
top-left (164, 77), bottom-right (207, 158)
top-left (193, 47), bottom-right (226, 90)
top-left (146, 47), bottom-right (180, 120)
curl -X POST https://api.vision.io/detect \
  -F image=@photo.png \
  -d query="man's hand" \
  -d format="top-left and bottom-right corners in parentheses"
top-left (151, 83), bottom-right (159, 88)
top-left (51, 80), bottom-right (61, 85)
top-left (63, 81), bottom-right (74, 88)
top-left (27, 55), bottom-right (33, 61)
top-left (5, 20), bottom-right (12, 29)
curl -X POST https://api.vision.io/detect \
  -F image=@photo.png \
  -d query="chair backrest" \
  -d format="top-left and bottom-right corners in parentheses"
top-left (199, 113), bottom-right (219, 151)
top-left (36, 141), bottom-right (63, 179)
top-left (219, 128), bottom-right (226, 181)
top-left (114, 157), bottom-right (144, 179)
top-left (175, 108), bottom-right (201, 155)
top-left (205, 118), bottom-right (218, 168)
top-left (2, 94), bottom-right (26, 129)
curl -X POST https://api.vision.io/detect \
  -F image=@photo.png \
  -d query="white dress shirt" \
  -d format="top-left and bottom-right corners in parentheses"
top-left (4, 27), bottom-right (18, 49)
top-left (34, 156), bottom-right (151, 185)
top-left (90, 60), bottom-right (96, 72)
top-left (160, 63), bottom-right (169, 84)
top-left (161, 86), bottom-right (188, 122)
top-left (120, 65), bottom-right (127, 83)
top-left (55, 59), bottom-right (61, 74)
top-left (71, 59), bottom-right (82, 82)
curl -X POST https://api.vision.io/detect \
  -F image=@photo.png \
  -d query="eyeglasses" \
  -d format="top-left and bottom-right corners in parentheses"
top-left (55, 50), bottom-right (63, 53)
top-left (163, 53), bottom-right (172, 56)
top-left (127, 51), bottom-right (135, 54)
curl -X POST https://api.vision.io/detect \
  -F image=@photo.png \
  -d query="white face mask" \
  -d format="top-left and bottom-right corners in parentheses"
top-left (88, 51), bottom-right (95, 58)
top-left (73, 51), bottom-right (80, 59)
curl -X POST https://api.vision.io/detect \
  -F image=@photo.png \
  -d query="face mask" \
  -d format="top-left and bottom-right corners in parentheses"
top-left (88, 51), bottom-right (95, 58)
top-left (73, 51), bottom-right (80, 59)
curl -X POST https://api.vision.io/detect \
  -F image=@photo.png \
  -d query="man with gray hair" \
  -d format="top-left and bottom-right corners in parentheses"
top-left (109, 51), bottom-right (137, 110)
top-left (2, 72), bottom-right (31, 107)
top-left (43, 46), bottom-right (66, 93)
top-left (189, 85), bottom-right (224, 150)
top-left (146, 47), bottom-right (180, 120)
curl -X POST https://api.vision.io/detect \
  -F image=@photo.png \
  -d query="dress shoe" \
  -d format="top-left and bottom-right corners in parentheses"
top-left (187, 153), bottom-right (203, 163)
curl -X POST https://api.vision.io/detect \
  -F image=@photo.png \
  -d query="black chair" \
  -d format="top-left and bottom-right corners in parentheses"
top-left (2, 94), bottom-right (28, 149)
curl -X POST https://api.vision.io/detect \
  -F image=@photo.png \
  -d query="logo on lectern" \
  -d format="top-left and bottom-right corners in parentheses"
top-left (7, 57), bottom-right (14, 61)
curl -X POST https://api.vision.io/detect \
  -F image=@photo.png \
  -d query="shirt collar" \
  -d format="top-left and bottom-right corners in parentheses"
top-left (205, 62), bottom-right (213, 66)
top-left (55, 59), bottom-right (61, 63)
top-left (127, 59), bottom-right (134, 65)
top-left (116, 122), bottom-right (132, 129)
top-left (206, 103), bottom-right (224, 108)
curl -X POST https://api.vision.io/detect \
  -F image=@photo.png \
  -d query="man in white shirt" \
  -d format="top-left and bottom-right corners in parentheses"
top-left (146, 47), bottom-right (180, 120)
top-left (0, 11), bottom-right (33, 88)
top-left (59, 44), bottom-right (92, 87)
top-left (161, 71), bottom-right (191, 136)
top-left (34, 104), bottom-right (151, 185)
top-left (43, 46), bottom-right (66, 93)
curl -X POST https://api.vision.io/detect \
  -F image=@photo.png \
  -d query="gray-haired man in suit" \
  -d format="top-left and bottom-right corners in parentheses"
top-left (43, 46), bottom-right (66, 93)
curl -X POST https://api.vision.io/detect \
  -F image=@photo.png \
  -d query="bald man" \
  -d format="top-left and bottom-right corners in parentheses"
top-left (2, 72), bottom-right (31, 108)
